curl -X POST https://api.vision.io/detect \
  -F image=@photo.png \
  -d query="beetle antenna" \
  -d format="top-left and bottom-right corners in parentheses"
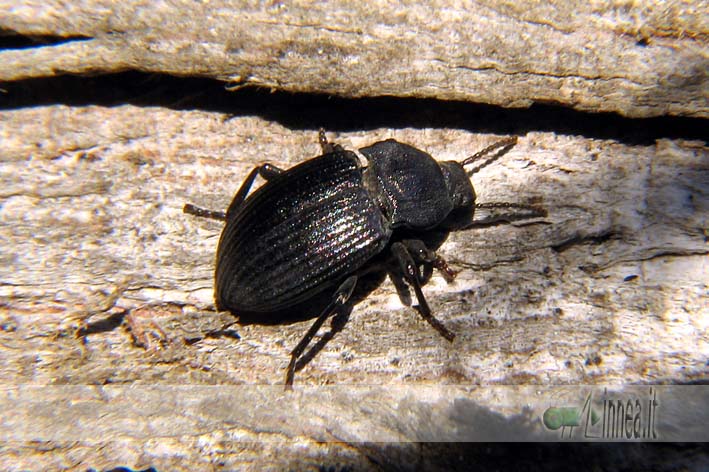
top-left (461, 136), bottom-right (518, 173)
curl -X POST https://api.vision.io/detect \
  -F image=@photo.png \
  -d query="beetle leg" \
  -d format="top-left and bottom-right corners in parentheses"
top-left (285, 275), bottom-right (358, 389)
top-left (225, 164), bottom-right (284, 217)
top-left (318, 129), bottom-right (345, 154)
top-left (258, 163), bottom-right (283, 180)
top-left (390, 242), bottom-right (455, 342)
top-left (401, 239), bottom-right (459, 283)
top-left (184, 164), bottom-right (283, 221)
top-left (183, 203), bottom-right (227, 221)
top-left (420, 263), bottom-right (434, 285)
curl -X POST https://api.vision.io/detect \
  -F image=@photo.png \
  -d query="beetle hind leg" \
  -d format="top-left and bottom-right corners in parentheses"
top-left (184, 163), bottom-right (284, 221)
top-left (390, 242), bottom-right (455, 342)
top-left (225, 163), bottom-right (284, 217)
top-left (183, 203), bottom-right (227, 221)
top-left (285, 275), bottom-right (358, 389)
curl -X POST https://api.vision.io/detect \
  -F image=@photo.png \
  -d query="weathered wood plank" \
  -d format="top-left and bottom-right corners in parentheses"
top-left (1, 103), bottom-right (707, 469)
top-left (1, 104), bottom-right (706, 384)
top-left (1, 0), bottom-right (708, 466)
top-left (1, 0), bottom-right (707, 117)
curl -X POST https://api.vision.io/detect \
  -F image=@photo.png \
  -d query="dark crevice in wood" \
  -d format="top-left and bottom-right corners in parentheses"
top-left (0, 72), bottom-right (706, 145)
top-left (0, 29), bottom-right (92, 50)
top-left (551, 230), bottom-right (621, 253)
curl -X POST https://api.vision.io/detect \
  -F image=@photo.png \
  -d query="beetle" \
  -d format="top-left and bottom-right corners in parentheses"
top-left (184, 131), bottom-right (543, 387)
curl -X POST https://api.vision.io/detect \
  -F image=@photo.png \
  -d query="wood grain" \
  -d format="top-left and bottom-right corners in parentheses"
top-left (1, 0), bottom-right (707, 469)
top-left (1, 0), bottom-right (707, 117)
top-left (1, 103), bottom-right (707, 468)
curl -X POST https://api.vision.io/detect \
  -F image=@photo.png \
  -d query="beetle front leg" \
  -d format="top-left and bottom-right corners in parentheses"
top-left (183, 163), bottom-right (284, 221)
top-left (390, 242), bottom-right (455, 342)
top-left (285, 275), bottom-right (358, 389)
top-left (400, 239), bottom-right (459, 283)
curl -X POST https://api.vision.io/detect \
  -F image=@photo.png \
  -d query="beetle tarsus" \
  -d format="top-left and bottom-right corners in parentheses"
top-left (391, 242), bottom-right (456, 342)
top-left (183, 203), bottom-right (227, 221)
top-left (318, 128), bottom-right (332, 153)
top-left (433, 256), bottom-right (459, 283)
top-left (318, 129), bottom-right (345, 155)
top-left (285, 275), bottom-right (358, 389)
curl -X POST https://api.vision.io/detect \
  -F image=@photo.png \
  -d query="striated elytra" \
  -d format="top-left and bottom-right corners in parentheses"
top-left (184, 131), bottom-right (543, 387)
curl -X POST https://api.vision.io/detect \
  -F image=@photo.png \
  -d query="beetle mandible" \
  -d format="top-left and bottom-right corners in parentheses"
top-left (184, 131), bottom-right (543, 387)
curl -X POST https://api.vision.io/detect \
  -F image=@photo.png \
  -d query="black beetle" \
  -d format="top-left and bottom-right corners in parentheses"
top-left (185, 131), bottom-right (543, 387)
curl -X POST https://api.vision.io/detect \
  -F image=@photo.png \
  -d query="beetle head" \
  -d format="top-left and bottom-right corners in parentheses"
top-left (439, 161), bottom-right (476, 230)
top-left (440, 136), bottom-right (518, 229)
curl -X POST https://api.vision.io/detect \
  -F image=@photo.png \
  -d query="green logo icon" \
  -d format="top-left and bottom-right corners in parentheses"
top-left (544, 407), bottom-right (579, 430)
top-left (542, 393), bottom-right (600, 438)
